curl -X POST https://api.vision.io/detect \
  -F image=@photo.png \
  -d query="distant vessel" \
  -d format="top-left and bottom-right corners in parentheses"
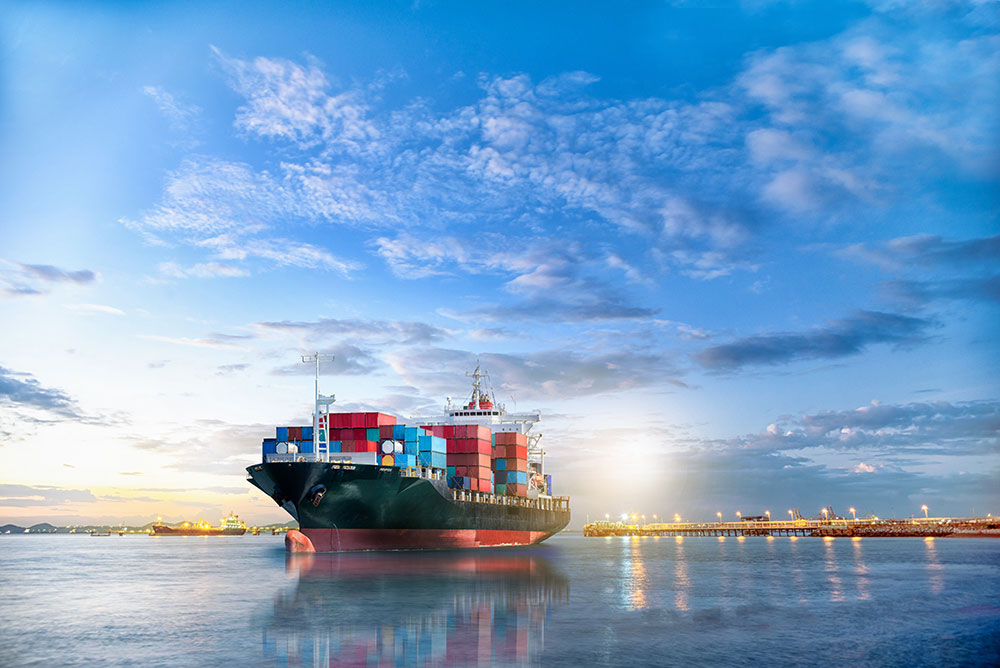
top-left (150, 513), bottom-right (247, 536)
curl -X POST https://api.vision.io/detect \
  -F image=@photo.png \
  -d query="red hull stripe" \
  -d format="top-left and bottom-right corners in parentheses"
top-left (301, 528), bottom-right (551, 552)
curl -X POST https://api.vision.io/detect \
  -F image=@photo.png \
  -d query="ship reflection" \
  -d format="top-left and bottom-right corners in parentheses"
top-left (261, 549), bottom-right (568, 667)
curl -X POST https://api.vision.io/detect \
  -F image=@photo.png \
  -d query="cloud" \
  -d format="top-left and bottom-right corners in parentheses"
top-left (694, 310), bottom-right (932, 371)
top-left (143, 85), bottom-right (201, 140)
top-left (386, 347), bottom-right (684, 401)
top-left (0, 260), bottom-right (97, 297)
top-left (268, 343), bottom-right (380, 376)
top-left (64, 303), bottom-right (126, 316)
top-left (376, 234), bottom-right (657, 323)
top-left (839, 235), bottom-right (1000, 309)
top-left (121, 158), bottom-right (360, 275)
top-left (255, 317), bottom-right (449, 345)
top-left (158, 262), bottom-right (250, 279)
top-left (723, 399), bottom-right (1000, 457)
top-left (216, 363), bottom-right (250, 375)
top-left (0, 484), bottom-right (97, 507)
top-left (0, 365), bottom-right (82, 418)
top-left (138, 335), bottom-right (250, 351)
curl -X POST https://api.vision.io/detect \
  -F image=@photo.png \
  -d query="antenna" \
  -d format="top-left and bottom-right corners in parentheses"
top-left (302, 353), bottom-right (335, 460)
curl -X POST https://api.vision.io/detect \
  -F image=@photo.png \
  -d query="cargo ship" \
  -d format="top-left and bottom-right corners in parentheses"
top-left (246, 357), bottom-right (570, 552)
top-left (150, 513), bottom-right (247, 536)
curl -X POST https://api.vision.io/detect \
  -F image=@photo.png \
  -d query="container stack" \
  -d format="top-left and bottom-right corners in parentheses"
top-left (429, 424), bottom-right (493, 493)
top-left (492, 432), bottom-right (528, 497)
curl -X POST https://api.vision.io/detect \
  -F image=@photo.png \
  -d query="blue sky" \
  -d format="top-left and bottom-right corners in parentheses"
top-left (1, 0), bottom-right (997, 527)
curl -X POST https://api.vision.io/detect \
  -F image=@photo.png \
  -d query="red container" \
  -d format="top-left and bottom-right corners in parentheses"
top-left (468, 424), bottom-right (492, 440)
top-left (288, 426), bottom-right (302, 440)
top-left (348, 413), bottom-right (364, 428)
top-left (456, 466), bottom-right (468, 477)
top-left (470, 453), bottom-right (490, 469)
top-left (471, 439), bottom-right (492, 456)
top-left (340, 440), bottom-right (354, 452)
top-left (356, 440), bottom-right (378, 453)
top-left (513, 445), bottom-right (528, 459)
top-left (376, 412), bottom-right (396, 426)
top-left (468, 465), bottom-right (489, 479)
top-left (495, 431), bottom-right (527, 446)
top-left (352, 428), bottom-right (366, 441)
top-left (379, 425), bottom-right (395, 439)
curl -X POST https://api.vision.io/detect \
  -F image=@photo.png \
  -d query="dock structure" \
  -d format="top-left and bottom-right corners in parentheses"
top-left (583, 516), bottom-right (1000, 539)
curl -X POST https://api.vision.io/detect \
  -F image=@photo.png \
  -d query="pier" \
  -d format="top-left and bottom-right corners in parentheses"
top-left (582, 516), bottom-right (1000, 539)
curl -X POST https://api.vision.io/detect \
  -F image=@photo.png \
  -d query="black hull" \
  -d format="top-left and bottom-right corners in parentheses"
top-left (246, 462), bottom-right (570, 551)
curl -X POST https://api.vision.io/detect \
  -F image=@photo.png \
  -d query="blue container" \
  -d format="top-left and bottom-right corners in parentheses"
top-left (366, 428), bottom-right (380, 441)
top-left (404, 440), bottom-right (419, 455)
top-left (546, 483), bottom-right (552, 495)
top-left (404, 427), bottom-right (419, 441)
top-left (396, 453), bottom-right (416, 468)
top-left (299, 440), bottom-right (314, 454)
top-left (329, 441), bottom-right (342, 453)
top-left (393, 424), bottom-right (406, 440)
top-left (494, 470), bottom-right (507, 484)
top-left (262, 438), bottom-right (277, 455)
top-left (513, 471), bottom-right (528, 484)
top-left (302, 426), bottom-right (314, 440)
top-left (418, 452), bottom-right (446, 469)
top-left (494, 458), bottom-right (507, 471)
top-left (276, 427), bottom-right (289, 441)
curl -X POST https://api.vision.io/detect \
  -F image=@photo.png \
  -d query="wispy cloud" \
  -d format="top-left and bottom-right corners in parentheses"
top-left (256, 317), bottom-right (449, 345)
top-left (0, 260), bottom-right (97, 297)
top-left (694, 310), bottom-right (932, 371)
top-left (0, 365), bottom-right (82, 419)
top-left (142, 85), bottom-right (202, 145)
top-left (64, 303), bottom-right (126, 316)
top-left (138, 335), bottom-right (250, 351)
top-left (0, 484), bottom-right (97, 507)
top-left (387, 347), bottom-right (684, 401)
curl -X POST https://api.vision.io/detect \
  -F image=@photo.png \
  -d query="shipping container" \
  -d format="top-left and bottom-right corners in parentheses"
top-left (392, 424), bottom-right (406, 440)
top-left (302, 426), bottom-right (314, 440)
top-left (494, 458), bottom-right (507, 471)
top-left (379, 425), bottom-right (395, 439)
top-left (447, 466), bottom-right (457, 477)
top-left (288, 426), bottom-right (302, 441)
top-left (494, 483), bottom-right (507, 495)
top-left (366, 427), bottom-right (380, 442)
top-left (418, 451), bottom-right (446, 469)
top-left (381, 454), bottom-right (394, 466)
top-left (262, 438), bottom-right (277, 455)
top-left (396, 453), bottom-right (416, 469)
top-left (403, 440), bottom-right (419, 456)
top-left (276, 426), bottom-right (289, 441)
top-left (329, 441), bottom-right (342, 453)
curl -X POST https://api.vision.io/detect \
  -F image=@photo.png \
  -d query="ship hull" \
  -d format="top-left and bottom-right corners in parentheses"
top-left (247, 461), bottom-right (569, 552)
top-left (150, 527), bottom-right (246, 536)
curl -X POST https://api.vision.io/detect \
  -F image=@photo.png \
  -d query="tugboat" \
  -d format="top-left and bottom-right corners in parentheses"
top-left (150, 513), bottom-right (247, 536)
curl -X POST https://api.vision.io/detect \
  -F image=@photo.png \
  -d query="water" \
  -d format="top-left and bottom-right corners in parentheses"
top-left (1, 533), bottom-right (998, 667)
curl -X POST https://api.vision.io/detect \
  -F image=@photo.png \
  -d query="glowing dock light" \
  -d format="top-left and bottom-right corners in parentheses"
top-left (849, 507), bottom-right (856, 520)
top-left (674, 514), bottom-right (681, 522)
top-left (921, 504), bottom-right (929, 518)
top-left (765, 510), bottom-right (771, 520)
top-left (717, 511), bottom-right (722, 521)
top-left (736, 511), bottom-right (741, 519)
top-left (788, 510), bottom-right (794, 519)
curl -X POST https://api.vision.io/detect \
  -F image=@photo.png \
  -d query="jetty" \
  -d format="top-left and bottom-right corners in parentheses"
top-left (583, 516), bottom-right (999, 539)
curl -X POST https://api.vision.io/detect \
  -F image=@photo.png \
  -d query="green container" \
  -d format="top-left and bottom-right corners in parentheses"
top-left (495, 483), bottom-right (507, 495)
top-left (366, 428), bottom-right (380, 441)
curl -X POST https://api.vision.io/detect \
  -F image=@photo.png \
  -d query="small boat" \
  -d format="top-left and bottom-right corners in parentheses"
top-left (150, 513), bottom-right (247, 536)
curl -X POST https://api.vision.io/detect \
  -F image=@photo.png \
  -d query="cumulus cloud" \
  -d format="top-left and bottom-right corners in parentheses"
top-left (694, 310), bottom-right (932, 371)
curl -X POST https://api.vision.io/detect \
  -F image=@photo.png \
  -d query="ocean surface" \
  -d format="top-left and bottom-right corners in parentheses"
top-left (1, 533), bottom-right (998, 667)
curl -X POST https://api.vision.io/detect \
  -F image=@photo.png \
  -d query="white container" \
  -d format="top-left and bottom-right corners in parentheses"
top-left (276, 442), bottom-right (288, 454)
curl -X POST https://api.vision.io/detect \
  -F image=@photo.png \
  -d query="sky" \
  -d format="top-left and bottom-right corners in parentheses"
top-left (0, 0), bottom-right (997, 528)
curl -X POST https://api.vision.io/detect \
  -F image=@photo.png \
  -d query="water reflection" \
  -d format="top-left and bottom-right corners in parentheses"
top-left (620, 537), bottom-right (648, 610)
top-left (852, 538), bottom-right (870, 601)
top-left (823, 538), bottom-right (845, 602)
top-left (924, 538), bottom-right (944, 595)
top-left (673, 537), bottom-right (690, 612)
top-left (262, 549), bottom-right (568, 667)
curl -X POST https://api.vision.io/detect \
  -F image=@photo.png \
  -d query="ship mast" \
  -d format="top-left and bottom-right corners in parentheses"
top-left (302, 353), bottom-right (336, 461)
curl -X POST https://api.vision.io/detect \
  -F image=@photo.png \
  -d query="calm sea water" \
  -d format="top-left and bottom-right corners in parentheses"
top-left (1, 533), bottom-right (998, 667)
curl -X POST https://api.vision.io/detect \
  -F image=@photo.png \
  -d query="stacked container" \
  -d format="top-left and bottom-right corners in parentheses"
top-left (493, 432), bottom-right (529, 497)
